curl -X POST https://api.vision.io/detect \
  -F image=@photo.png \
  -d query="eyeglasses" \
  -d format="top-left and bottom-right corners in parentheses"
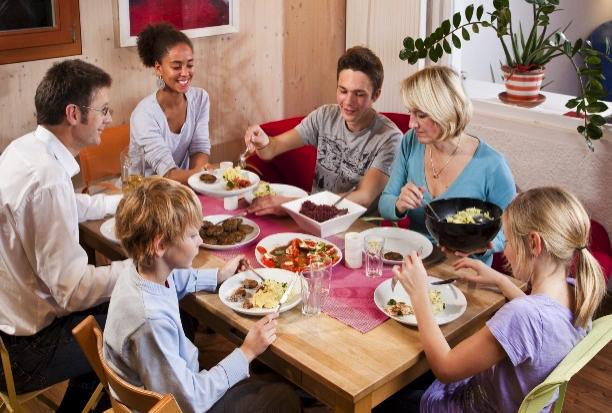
top-left (77, 105), bottom-right (113, 117)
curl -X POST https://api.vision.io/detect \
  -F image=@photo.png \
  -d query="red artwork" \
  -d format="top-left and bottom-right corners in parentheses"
top-left (128, 0), bottom-right (230, 36)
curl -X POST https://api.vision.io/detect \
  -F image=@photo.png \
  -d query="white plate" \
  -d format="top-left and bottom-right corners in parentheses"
top-left (100, 217), bottom-right (119, 244)
top-left (374, 277), bottom-right (467, 326)
top-left (218, 268), bottom-right (302, 316)
top-left (255, 232), bottom-right (342, 273)
top-left (200, 215), bottom-right (260, 250)
top-left (188, 169), bottom-right (260, 198)
top-left (360, 227), bottom-right (433, 264)
top-left (243, 183), bottom-right (308, 204)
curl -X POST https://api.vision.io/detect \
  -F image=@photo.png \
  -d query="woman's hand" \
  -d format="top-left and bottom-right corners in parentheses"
top-left (244, 125), bottom-right (270, 151)
top-left (218, 254), bottom-right (247, 284)
top-left (240, 313), bottom-right (278, 362)
top-left (395, 183), bottom-right (425, 215)
top-left (391, 251), bottom-right (429, 297)
top-left (453, 257), bottom-right (503, 286)
top-left (440, 242), bottom-right (493, 257)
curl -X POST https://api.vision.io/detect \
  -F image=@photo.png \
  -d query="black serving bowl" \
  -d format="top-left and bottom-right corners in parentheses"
top-left (424, 198), bottom-right (503, 253)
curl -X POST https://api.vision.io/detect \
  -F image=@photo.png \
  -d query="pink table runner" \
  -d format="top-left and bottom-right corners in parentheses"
top-left (198, 195), bottom-right (391, 333)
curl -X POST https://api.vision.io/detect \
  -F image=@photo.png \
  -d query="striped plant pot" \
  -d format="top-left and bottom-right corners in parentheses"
top-left (501, 66), bottom-right (545, 102)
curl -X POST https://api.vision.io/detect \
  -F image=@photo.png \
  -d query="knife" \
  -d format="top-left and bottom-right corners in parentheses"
top-left (430, 277), bottom-right (460, 285)
top-left (276, 275), bottom-right (299, 312)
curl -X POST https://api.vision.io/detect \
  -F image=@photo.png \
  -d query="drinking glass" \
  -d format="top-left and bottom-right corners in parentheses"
top-left (364, 234), bottom-right (385, 278)
top-left (300, 264), bottom-right (326, 316)
top-left (310, 260), bottom-right (332, 304)
top-left (120, 147), bottom-right (145, 193)
top-left (344, 232), bottom-right (363, 269)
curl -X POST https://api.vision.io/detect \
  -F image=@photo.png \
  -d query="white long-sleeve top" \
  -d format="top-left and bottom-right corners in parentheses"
top-left (0, 125), bottom-right (129, 336)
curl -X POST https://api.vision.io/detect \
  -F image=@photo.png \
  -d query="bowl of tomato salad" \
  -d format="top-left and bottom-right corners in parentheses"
top-left (254, 233), bottom-right (342, 273)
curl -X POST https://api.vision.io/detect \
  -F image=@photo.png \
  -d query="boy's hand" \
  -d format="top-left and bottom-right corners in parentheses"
top-left (240, 313), bottom-right (278, 362)
top-left (218, 255), bottom-right (247, 284)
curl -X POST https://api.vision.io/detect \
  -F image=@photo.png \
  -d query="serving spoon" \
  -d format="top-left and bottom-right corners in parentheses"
top-left (332, 186), bottom-right (357, 207)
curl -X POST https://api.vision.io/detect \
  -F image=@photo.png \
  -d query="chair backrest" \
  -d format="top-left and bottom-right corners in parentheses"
top-left (79, 124), bottom-right (130, 188)
top-left (0, 335), bottom-right (19, 409)
top-left (93, 326), bottom-right (164, 411)
top-left (72, 315), bottom-right (108, 389)
top-left (149, 394), bottom-right (183, 413)
top-left (245, 116), bottom-right (316, 192)
top-left (518, 314), bottom-right (612, 413)
top-left (380, 112), bottom-right (411, 133)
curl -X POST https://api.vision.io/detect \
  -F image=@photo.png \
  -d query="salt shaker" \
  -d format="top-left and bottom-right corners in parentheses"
top-left (344, 232), bottom-right (363, 269)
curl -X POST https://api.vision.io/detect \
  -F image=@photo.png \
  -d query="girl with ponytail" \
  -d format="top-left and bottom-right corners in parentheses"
top-left (383, 186), bottom-right (605, 413)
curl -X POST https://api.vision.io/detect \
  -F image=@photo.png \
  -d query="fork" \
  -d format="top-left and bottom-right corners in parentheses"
top-left (245, 262), bottom-right (266, 282)
top-left (238, 147), bottom-right (251, 169)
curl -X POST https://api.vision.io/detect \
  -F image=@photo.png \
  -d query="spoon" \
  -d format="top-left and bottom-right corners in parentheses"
top-left (333, 186), bottom-right (357, 207)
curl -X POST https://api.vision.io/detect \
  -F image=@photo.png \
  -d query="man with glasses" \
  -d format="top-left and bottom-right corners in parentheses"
top-left (0, 59), bottom-right (129, 411)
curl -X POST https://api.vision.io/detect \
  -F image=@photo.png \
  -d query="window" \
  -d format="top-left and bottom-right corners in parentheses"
top-left (0, 0), bottom-right (81, 65)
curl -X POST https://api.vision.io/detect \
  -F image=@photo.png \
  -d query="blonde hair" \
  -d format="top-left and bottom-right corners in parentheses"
top-left (400, 66), bottom-right (472, 141)
top-left (115, 176), bottom-right (203, 269)
top-left (504, 187), bottom-right (605, 328)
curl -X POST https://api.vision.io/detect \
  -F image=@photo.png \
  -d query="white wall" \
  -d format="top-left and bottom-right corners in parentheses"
top-left (459, 0), bottom-right (612, 96)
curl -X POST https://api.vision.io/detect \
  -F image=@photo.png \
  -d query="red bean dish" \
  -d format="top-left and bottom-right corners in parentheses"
top-left (299, 200), bottom-right (348, 223)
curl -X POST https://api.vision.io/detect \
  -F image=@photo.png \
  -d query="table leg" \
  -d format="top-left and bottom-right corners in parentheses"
top-left (334, 394), bottom-right (371, 413)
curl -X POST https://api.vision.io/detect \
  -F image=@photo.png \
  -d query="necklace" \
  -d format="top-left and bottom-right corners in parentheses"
top-left (429, 135), bottom-right (462, 179)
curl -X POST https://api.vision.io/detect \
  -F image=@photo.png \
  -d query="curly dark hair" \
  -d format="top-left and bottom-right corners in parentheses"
top-left (336, 46), bottom-right (384, 93)
top-left (34, 59), bottom-right (112, 125)
top-left (137, 22), bottom-right (194, 67)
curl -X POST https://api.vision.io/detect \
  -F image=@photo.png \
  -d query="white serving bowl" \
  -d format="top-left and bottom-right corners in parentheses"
top-left (280, 191), bottom-right (366, 238)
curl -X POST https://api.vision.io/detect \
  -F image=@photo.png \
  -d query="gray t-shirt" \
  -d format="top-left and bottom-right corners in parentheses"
top-left (295, 104), bottom-right (401, 196)
top-left (129, 87), bottom-right (211, 177)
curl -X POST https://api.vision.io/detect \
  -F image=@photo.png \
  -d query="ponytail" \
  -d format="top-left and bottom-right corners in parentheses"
top-left (574, 248), bottom-right (605, 328)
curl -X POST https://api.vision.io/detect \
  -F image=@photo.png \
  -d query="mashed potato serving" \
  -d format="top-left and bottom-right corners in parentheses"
top-left (253, 182), bottom-right (277, 198)
top-left (252, 279), bottom-right (294, 309)
top-left (385, 290), bottom-right (445, 316)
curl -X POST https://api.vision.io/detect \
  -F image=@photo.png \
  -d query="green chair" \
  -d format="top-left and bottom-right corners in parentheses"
top-left (518, 314), bottom-right (612, 413)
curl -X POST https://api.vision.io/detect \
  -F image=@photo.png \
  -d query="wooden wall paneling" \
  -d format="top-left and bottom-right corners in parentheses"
top-left (0, 0), bottom-right (344, 166)
top-left (346, 0), bottom-right (422, 113)
top-left (282, 0), bottom-right (346, 118)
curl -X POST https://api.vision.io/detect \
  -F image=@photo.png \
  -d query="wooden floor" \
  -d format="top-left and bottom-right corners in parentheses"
top-left (12, 296), bottom-right (612, 413)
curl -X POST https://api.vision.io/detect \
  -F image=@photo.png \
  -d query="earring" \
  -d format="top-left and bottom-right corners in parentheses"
top-left (156, 75), bottom-right (166, 89)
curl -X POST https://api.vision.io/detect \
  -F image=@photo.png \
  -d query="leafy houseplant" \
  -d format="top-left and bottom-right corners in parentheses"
top-left (399, 0), bottom-right (610, 151)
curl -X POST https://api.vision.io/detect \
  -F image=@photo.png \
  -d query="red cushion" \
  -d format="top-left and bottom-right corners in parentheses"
top-left (244, 116), bottom-right (316, 193)
top-left (380, 112), bottom-right (411, 133)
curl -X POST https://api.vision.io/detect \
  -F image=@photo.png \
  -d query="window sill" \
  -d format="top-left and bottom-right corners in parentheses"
top-left (464, 79), bottom-right (612, 135)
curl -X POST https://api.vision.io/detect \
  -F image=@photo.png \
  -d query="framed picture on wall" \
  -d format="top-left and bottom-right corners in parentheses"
top-left (116, 0), bottom-right (239, 47)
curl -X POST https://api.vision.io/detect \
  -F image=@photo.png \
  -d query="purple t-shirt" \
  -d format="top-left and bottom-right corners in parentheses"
top-left (420, 293), bottom-right (587, 413)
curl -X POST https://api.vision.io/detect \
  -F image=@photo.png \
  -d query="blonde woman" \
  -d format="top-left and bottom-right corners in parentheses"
top-left (385, 187), bottom-right (605, 413)
top-left (379, 66), bottom-right (516, 263)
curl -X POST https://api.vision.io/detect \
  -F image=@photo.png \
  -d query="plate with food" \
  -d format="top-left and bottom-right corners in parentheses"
top-left (360, 227), bottom-right (433, 265)
top-left (243, 182), bottom-right (308, 204)
top-left (188, 166), bottom-right (260, 198)
top-left (200, 215), bottom-right (260, 250)
top-left (219, 268), bottom-right (302, 316)
top-left (373, 277), bottom-right (467, 326)
top-left (100, 217), bottom-right (120, 244)
top-left (255, 232), bottom-right (342, 273)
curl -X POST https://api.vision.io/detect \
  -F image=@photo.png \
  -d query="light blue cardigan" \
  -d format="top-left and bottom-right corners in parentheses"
top-left (378, 129), bottom-right (516, 264)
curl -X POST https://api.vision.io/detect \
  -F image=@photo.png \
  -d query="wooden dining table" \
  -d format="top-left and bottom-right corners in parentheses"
top-left (79, 207), bottom-right (524, 413)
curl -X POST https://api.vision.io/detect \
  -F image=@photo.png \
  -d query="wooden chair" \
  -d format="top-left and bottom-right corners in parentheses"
top-left (72, 316), bottom-right (109, 413)
top-left (0, 335), bottom-right (58, 413)
top-left (79, 124), bottom-right (130, 193)
top-left (73, 315), bottom-right (167, 412)
top-left (518, 314), bottom-right (612, 412)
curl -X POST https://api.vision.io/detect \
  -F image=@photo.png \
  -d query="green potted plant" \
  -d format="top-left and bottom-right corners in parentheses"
top-left (399, 0), bottom-right (610, 151)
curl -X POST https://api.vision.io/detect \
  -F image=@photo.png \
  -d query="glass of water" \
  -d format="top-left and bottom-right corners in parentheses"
top-left (364, 234), bottom-right (385, 278)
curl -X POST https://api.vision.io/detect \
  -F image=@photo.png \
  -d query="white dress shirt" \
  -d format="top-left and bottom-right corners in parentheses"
top-left (0, 126), bottom-right (129, 336)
